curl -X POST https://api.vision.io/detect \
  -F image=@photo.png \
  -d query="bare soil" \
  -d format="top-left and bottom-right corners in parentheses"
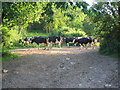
top-left (2, 47), bottom-right (119, 88)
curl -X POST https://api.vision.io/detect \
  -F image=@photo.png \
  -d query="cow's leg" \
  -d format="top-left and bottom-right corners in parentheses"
top-left (85, 43), bottom-right (88, 49)
top-left (38, 44), bottom-right (40, 50)
top-left (31, 43), bottom-right (34, 47)
top-left (74, 42), bottom-right (77, 46)
top-left (82, 43), bottom-right (84, 49)
top-left (91, 42), bottom-right (94, 49)
top-left (88, 43), bottom-right (91, 48)
top-left (93, 42), bottom-right (96, 49)
top-left (49, 42), bottom-right (52, 49)
top-left (45, 43), bottom-right (49, 50)
top-left (85, 44), bottom-right (88, 49)
top-left (51, 43), bottom-right (53, 48)
top-left (26, 41), bottom-right (28, 45)
top-left (23, 42), bottom-right (26, 46)
top-left (47, 43), bottom-right (51, 49)
top-left (43, 43), bottom-right (48, 50)
top-left (89, 42), bottom-right (93, 49)
top-left (24, 41), bottom-right (27, 46)
top-left (58, 42), bottom-right (62, 48)
top-left (81, 44), bottom-right (84, 49)
top-left (79, 44), bottom-right (82, 50)
top-left (67, 43), bottom-right (70, 47)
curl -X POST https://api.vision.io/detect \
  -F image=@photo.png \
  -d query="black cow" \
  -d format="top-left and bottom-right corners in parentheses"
top-left (31, 36), bottom-right (48, 50)
top-left (64, 37), bottom-right (76, 47)
top-left (74, 37), bottom-right (93, 49)
top-left (47, 36), bottom-right (63, 48)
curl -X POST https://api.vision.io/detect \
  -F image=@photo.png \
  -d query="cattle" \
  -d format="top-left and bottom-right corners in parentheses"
top-left (18, 39), bottom-right (24, 45)
top-left (86, 37), bottom-right (93, 46)
top-left (19, 37), bottom-right (33, 46)
top-left (31, 36), bottom-right (48, 50)
top-left (92, 38), bottom-right (100, 44)
top-left (74, 37), bottom-right (93, 49)
top-left (76, 37), bottom-right (82, 39)
top-left (64, 37), bottom-right (76, 47)
top-left (47, 36), bottom-right (63, 48)
top-left (92, 38), bottom-right (100, 48)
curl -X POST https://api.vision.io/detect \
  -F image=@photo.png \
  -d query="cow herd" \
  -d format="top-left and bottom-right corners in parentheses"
top-left (19, 36), bottom-right (100, 50)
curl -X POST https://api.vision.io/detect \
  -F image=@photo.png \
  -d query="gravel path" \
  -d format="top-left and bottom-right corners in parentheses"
top-left (2, 47), bottom-right (119, 88)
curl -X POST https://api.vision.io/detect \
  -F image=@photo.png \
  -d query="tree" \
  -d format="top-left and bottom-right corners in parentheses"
top-left (2, 2), bottom-right (47, 47)
top-left (90, 2), bottom-right (120, 55)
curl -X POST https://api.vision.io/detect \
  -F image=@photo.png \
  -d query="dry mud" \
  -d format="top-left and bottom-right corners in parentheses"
top-left (2, 47), bottom-right (119, 88)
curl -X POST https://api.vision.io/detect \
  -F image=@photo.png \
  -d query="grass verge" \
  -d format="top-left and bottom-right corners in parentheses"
top-left (99, 50), bottom-right (120, 59)
top-left (2, 50), bottom-right (19, 61)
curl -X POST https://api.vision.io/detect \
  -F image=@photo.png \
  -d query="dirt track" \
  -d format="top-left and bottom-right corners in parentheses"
top-left (2, 47), bottom-right (119, 88)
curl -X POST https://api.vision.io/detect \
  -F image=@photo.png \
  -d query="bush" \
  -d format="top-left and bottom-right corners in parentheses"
top-left (50, 27), bottom-right (87, 37)
top-left (2, 25), bottom-right (22, 47)
top-left (100, 39), bottom-right (120, 57)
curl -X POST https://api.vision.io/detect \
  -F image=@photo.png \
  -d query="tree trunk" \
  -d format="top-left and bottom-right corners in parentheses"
top-left (27, 25), bottom-right (31, 31)
top-left (48, 28), bottom-right (50, 33)
top-left (18, 25), bottom-right (22, 34)
top-left (46, 29), bottom-right (48, 34)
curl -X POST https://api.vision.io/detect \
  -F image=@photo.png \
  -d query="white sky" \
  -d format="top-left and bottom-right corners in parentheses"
top-left (84, 0), bottom-right (94, 6)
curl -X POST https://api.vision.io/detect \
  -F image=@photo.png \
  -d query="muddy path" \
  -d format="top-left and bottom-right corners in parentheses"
top-left (2, 47), bottom-right (119, 88)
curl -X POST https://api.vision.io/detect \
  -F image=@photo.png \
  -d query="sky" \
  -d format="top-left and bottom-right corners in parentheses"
top-left (84, 0), bottom-right (94, 6)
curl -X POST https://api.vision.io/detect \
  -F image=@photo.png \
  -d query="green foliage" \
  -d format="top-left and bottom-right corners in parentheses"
top-left (99, 39), bottom-right (120, 58)
top-left (2, 2), bottom-right (46, 26)
top-left (90, 2), bottom-right (120, 58)
top-left (50, 27), bottom-right (87, 37)
top-left (25, 30), bottom-right (50, 37)
top-left (2, 2), bottom-right (47, 48)
top-left (29, 3), bottom-right (87, 37)
top-left (49, 4), bottom-right (86, 37)
top-left (100, 39), bottom-right (120, 54)
top-left (1, 25), bottom-right (22, 47)
top-left (82, 16), bottom-right (96, 37)
top-left (62, 27), bottom-right (87, 37)
top-left (65, 5), bottom-right (86, 28)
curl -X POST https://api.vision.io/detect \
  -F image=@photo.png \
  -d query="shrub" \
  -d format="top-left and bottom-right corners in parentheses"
top-left (50, 27), bottom-right (87, 37)
top-left (100, 39), bottom-right (120, 56)
top-left (2, 25), bottom-right (22, 47)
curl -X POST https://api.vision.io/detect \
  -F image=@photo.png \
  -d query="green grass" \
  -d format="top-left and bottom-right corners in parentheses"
top-left (109, 53), bottom-right (120, 58)
top-left (5, 43), bottom-right (46, 50)
top-left (99, 50), bottom-right (120, 59)
top-left (2, 50), bottom-right (19, 61)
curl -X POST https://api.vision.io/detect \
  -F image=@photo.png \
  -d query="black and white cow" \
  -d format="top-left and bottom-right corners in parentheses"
top-left (19, 37), bottom-right (33, 46)
top-left (92, 38), bottom-right (100, 48)
top-left (92, 38), bottom-right (100, 44)
top-left (64, 37), bottom-right (76, 47)
top-left (47, 36), bottom-right (63, 48)
top-left (74, 37), bottom-right (93, 49)
top-left (31, 36), bottom-right (48, 50)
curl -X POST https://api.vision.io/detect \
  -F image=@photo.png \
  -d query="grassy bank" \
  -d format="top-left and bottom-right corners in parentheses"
top-left (99, 51), bottom-right (120, 59)
top-left (2, 50), bottom-right (19, 61)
